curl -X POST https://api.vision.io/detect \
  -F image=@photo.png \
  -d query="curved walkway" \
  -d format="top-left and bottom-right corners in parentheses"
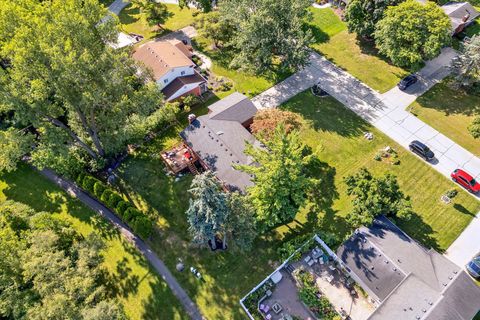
top-left (39, 168), bottom-right (204, 320)
top-left (252, 49), bottom-right (480, 267)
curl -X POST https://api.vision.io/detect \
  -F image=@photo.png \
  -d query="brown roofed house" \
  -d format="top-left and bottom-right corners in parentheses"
top-left (132, 39), bottom-right (207, 101)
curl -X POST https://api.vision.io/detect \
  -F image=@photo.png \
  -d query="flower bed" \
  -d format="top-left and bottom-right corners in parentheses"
top-left (242, 279), bottom-right (275, 320)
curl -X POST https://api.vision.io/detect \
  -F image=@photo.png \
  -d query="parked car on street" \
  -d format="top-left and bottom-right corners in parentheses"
top-left (466, 255), bottom-right (480, 279)
top-left (451, 169), bottom-right (480, 193)
top-left (397, 74), bottom-right (418, 90)
top-left (409, 140), bottom-right (435, 161)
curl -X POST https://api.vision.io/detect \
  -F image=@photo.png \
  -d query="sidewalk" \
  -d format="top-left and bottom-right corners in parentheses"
top-left (252, 49), bottom-right (480, 266)
top-left (39, 168), bottom-right (204, 320)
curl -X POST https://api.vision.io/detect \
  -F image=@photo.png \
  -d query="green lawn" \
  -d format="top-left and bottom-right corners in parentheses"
top-left (409, 80), bottom-right (480, 156)
top-left (0, 164), bottom-right (188, 320)
top-left (118, 3), bottom-right (198, 41)
top-left (115, 90), bottom-right (479, 319)
top-left (308, 8), bottom-right (408, 93)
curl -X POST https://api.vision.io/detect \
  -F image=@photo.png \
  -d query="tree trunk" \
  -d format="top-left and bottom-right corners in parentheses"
top-left (43, 115), bottom-right (99, 159)
top-left (210, 236), bottom-right (217, 250)
top-left (222, 233), bottom-right (227, 250)
top-left (75, 107), bottom-right (106, 157)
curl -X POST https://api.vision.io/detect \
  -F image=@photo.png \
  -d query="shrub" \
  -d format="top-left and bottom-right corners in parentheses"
top-left (445, 189), bottom-right (458, 199)
top-left (76, 172), bottom-right (86, 186)
top-left (116, 201), bottom-right (131, 217)
top-left (108, 193), bottom-right (123, 209)
top-left (100, 189), bottom-right (113, 203)
top-left (132, 216), bottom-right (154, 239)
top-left (469, 116), bottom-right (480, 138)
top-left (93, 181), bottom-right (106, 198)
top-left (124, 207), bottom-right (142, 223)
top-left (82, 176), bottom-right (98, 194)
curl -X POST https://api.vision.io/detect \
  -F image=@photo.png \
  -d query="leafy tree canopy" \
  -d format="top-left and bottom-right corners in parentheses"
top-left (236, 125), bottom-right (317, 227)
top-left (0, 128), bottom-right (33, 173)
top-left (194, 10), bottom-right (235, 48)
top-left (179, 0), bottom-right (213, 12)
top-left (0, 0), bottom-right (168, 175)
top-left (0, 200), bottom-right (126, 320)
top-left (219, 0), bottom-right (314, 73)
top-left (131, 0), bottom-right (169, 27)
top-left (345, 0), bottom-right (405, 39)
top-left (374, 0), bottom-right (451, 67)
top-left (344, 168), bottom-right (413, 227)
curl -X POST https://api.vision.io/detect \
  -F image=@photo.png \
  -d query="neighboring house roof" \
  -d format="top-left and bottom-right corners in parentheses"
top-left (162, 71), bottom-right (206, 100)
top-left (132, 40), bottom-right (194, 80)
top-left (337, 216), bottom-right (480, 320)
top-left (441, 2), bottom-right (480, 34)
top-left (180, 92), bottom-right (260, 192)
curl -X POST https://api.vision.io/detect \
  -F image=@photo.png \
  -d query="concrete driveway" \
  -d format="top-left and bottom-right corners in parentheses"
top-left (379, 47), bottom-right (458, 110)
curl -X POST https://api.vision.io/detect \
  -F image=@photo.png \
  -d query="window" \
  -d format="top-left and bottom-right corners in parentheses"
top-left (181, 71), bottom-right (186, 76)
top-left (163, 79), bottom-right (168, 84)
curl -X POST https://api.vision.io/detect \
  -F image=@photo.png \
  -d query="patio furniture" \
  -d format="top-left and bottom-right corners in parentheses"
top-left (304, 256), bottom-right (312, 263)
top-left (266, 314), bottom-right (272, 320)
top-left (319, 258), bottom-right (325, 265)
top-left (308, 259), bottom-right (315, 266)
top-left (272, 302), bottom-right (283, 314)
top-left (329, 265), bottom-right (336, 272)
top-left (326, 274), bottom-right (334, 283)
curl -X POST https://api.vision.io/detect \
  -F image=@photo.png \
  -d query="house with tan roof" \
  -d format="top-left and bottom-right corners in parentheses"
top-left (133, 39), bottom-right (207, 101)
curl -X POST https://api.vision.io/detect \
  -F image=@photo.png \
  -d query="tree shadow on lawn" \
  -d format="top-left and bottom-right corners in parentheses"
top-left (118, 4), bottom-right (141, 25)
top-left (453, 203), bottom-right (477, 218)
top-left (309, 24), bottom-right (331, 45)
top-left (282, 92), bottom-right (370, 138)
top-left (396, 212), bottom-right (441, 252)
top-left (415, 81), bottom-right (480, 117)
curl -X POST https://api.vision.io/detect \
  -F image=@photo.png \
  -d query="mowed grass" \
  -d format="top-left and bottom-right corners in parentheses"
top-left (308, 8), bottom-right (408, 93)
top-left (116, 90), bottom-right (479, 319)
top-left (281, 91), bottom-right (480, 250)
top-left (0, 164), bottom-right (188, 320)
top-left (119, 3), bottom-right (198, 40)
top-left (409, 80), bottom-right (480, 156)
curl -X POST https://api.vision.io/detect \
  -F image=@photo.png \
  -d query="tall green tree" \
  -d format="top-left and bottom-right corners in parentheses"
top-left (344, 168), bottom-right (413, 227)
top-left (0, 200), bottom-right (126, 320)
top-left (0, 128), bottom-right (33, 173)
top-left (452, 35), bottom-right (480, 91)
top-left (194, 11), bottom-right (234, 48)
top-left (186, 171), bottom-right (230, 250)
top-left (345, 0), bottom-right (404, 39)
top-left (179, 0), bottom-right (213, 12)
top-left (132, 0), bottom-right (169, 27)
top-left (237, 125), bottom-right (316, 227)
top-left (186, 173), bottom-right (257, 250)
top-left (220, 0), bottom-right (313, 73)
top-left (374, 0), bottom-right (451, 67)
top-left (0, 0), bottom-right (166, 175)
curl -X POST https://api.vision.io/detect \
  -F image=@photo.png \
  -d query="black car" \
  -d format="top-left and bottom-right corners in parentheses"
top-left (409, 140), bottom-right (435, 161)
top-left (397, 74), bottom-right (418, 90)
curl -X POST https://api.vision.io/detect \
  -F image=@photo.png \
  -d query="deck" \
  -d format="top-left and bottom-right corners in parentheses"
top-left (161, 144), bottom-right (199, 174)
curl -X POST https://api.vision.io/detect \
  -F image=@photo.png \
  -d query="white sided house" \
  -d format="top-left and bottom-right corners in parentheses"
top-left (133, 39), bottom-right (207, 101)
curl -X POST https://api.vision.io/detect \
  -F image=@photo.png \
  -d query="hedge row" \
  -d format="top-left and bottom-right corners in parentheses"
top-left (76, 173), bottom-right (154, 239)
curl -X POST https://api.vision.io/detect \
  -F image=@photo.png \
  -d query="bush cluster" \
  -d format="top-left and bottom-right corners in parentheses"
top-left (76, 173), bottom-right (154, 239)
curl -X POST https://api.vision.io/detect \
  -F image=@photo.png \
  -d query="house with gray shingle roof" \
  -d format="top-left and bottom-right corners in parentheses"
top-left (337, 216), bottom-right (480, 320)
top-left (180, 92), bottom-right (260, 192)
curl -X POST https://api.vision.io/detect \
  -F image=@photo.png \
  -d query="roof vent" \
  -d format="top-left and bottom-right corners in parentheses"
top-left (370, 266), bottom-right (374, 270)
top-left (448, 276), bottom-right (453, 280)
top-left (393, 267), bottom-right (397, 271)
top-left (422, 309), bottom-right (426, 313)
top-left (443, 283), bottom-right (447, 286)
top-left (398, 259), bottom-right (401, 263)
top-left (216, 131), bottom-right (224, 135)
top-left (416, 316), bottom-right (420, 320)
top-left (384, 260), bottom-right (389, 264)
top-left (428, 302), bottom-right (433, 306)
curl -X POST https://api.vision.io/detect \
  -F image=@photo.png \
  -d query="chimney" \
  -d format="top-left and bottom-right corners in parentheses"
top-left (188, 114), bottom-right (196, 124)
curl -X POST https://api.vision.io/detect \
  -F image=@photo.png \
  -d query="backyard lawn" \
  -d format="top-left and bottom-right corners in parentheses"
top-left (118, 3), bottom-right (198, 41)
top-left (308, 8), bottom-right (408, 93)
top-left (115, 90), bottom-right (480, 319)
top-left (409, 80), bottom-right (480, 156)
top-left (0, 164), bottom-right (187, 320)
